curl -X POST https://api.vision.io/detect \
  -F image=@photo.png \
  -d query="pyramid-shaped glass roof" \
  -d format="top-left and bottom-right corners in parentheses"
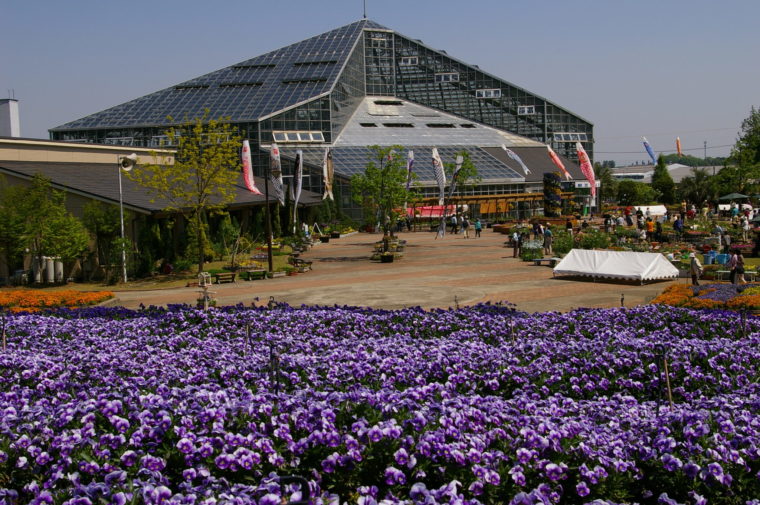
top-left (52, 19), bottom-right (387, 131)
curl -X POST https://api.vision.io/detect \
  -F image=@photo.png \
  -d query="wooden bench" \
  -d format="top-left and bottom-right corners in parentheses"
top-left (240, 269), bottom-right (267, 281)
top-left (532, 257), bottom-right (561, 267)
top-left (288, 255), bottom-right (313, 271)
top-left (214, 272), bottom-right (236, 284)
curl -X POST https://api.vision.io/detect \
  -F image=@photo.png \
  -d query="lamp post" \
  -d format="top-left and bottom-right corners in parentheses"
top-left (117, 153), bottom-right (137, 284)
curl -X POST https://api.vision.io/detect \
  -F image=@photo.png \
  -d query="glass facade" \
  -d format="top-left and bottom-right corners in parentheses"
top-left (49, 18), bottom-right (592, 208)
top-left (387, 33), bottom-right (593, 163)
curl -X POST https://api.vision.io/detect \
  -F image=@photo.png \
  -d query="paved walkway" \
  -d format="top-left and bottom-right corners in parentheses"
top-left (111, 229), bottom-right (682, 313)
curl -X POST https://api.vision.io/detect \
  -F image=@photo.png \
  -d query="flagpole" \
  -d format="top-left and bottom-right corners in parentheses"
top-left (264, 154), bottom-right (274, 273)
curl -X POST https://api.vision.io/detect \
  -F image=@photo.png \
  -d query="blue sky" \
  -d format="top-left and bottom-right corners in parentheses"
top-left (2, 0), bottom-right (759, 165)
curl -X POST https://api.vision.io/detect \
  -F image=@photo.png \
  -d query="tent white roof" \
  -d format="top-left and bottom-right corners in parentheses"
top-left (634, 205), bottom-right (667, 216)
top-left (553, 249), bottom-right (679, 283)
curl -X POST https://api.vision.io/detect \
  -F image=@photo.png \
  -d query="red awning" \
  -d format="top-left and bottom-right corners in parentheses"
top-left (407, 205), bottom-right (456, 218)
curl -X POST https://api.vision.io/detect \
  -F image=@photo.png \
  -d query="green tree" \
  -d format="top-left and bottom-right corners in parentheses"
top-left (677, 168), bottom-right (718, 207)
top-left (446, 150), bottom-right (480, 196)
top-left (1, 174), bottom-right (89, 277)
top-left (593, 162), bottom-right (618, 204)
top-left (719, 106), bottom-right (760, 195)
top-left (82, 201), bottom-right (124, 273)
top-left (617, 180), bottom-right (657, 206)
top-left (351, 145), bottom-right (418, 237)
top-left (127, 113), bottom-right (242, 273)
top-left (651, 155), bottom-right (676, 204)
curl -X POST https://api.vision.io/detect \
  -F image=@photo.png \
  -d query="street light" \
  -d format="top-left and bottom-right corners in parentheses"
top-left (117, 153), bottom-right (137, 283)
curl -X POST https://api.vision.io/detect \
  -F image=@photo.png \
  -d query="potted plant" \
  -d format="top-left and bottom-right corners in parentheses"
top-left (380, 252), bottom-right (394, 263)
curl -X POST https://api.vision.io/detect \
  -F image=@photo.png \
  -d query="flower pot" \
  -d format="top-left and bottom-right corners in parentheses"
top-left (319, 236), bottom-right (330, 243)
top-left (380, 255), bottom-right (394, 263)
top-left (330, 232), bottom-right (341, 238)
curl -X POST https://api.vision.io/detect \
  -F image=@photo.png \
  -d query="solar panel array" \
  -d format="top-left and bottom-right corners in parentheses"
top-left (53, 20), bottom-right (384, 131)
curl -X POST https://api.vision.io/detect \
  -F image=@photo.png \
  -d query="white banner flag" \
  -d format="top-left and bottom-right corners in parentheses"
top-left (432, 148), bottom-right (446, 206)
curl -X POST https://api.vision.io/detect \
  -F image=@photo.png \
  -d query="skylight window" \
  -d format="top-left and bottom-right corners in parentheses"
top-left (435, 72), bottom-right (459, 83)
top-left (427, 124), bottom-right (456, 128)
top-left (383, 123), bottom-right (414, 128)
top-left (272, 131), bottom-right (325, 143)
top-left (476, 89), bottom-right (502, 99)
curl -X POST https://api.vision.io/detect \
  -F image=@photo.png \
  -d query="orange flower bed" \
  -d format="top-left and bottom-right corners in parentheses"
top-left (651, 284), bottom-right (760, 310)
top-left (650, 284), bottom-right (694, 307)
top-left (0, 290), bottom-right (114, 312)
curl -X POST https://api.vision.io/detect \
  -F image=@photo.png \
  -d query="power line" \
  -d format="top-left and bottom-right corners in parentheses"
top-left (595, 144), bottom-right (733, 154)
top-left (595, 127), bottom-right (737, 140)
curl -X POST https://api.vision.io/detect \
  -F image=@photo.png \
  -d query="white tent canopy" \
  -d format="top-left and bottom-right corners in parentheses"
top-left (634, 205), bottom-right (667, 216)
top-left (553, 249), bottom-right (679, 283)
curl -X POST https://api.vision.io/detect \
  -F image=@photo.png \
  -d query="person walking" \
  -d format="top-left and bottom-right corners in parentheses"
top-left (543, 225), bottom-right (553, 256)
top-left (450, 214), bottom-right (458, 235)
top-left (462, 216), bottom-right (470, 239)
top-left (474, 218), bottom-right (482, 238)
top-left (689, 253), bottom-right (703, 286)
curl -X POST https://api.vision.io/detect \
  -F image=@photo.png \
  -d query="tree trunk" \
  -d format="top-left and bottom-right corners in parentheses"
top-left (196, 212), bottom-right (205, 274)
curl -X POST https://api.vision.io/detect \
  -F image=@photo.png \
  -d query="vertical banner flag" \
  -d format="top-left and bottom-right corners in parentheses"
top-left (575, 142), bottom-right (596, 197)
top-left (546, 145), bottom-right (572, 180)
top-left (322, 148), bottom-right (334, 200)
top-left (642, 137), bottom-right (657, 165)
top-left (676, 137), bottom-right (683, 157)
top-left (501, 144), bottom-right (531, 175)
top-left (432, 148), bottom-right (446, 206)
top-left (241, 140), bottom-right (263, 195)
top-left (270, 143), bottom-right (285, 205)
top-left (293, 150), bottom-right (303, 227)
top-left (405, 150), bottom-right (414, 191)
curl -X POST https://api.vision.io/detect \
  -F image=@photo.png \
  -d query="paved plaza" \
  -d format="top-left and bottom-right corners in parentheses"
top-left (111, 229), bottom-right (681, 313)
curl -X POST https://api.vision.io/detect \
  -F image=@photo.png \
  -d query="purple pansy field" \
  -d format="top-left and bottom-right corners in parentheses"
top-left (0, 303), bottom-right (758, 505)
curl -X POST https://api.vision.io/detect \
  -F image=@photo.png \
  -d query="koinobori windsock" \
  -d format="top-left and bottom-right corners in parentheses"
top-left (432, 148), bottom-right (446, 206)
top-left (241, 140), bottom-right (262, 195)
top-left (501, 144), bottom-right (531, 175)
top-left (322, 148), bottom-right (334, 201)
top-left (676, 137), bottom-right (683, 157)
top-left (292, 150), bottom-right (303, 226)
top-left (546, 145), bottom-right (572, 180)
top-left (270, 143), bottom-right (285, 205)
top-left (405, 150), bottom-right (414, 191)
top-left (642, 137), bottom-right (657, 164)
top-left (575, 142), bottom-right (596, 198)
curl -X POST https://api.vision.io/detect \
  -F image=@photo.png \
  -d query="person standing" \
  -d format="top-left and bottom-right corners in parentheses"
top-left (723, 232), bottom-right (731, 255)
top-left (462, 216), bottom-right (470, 239)
top-left (689, 253), bottom-right (703, 286)
top-left (741, 216), bottom-right (750, 242)
top-left (512, 230), bottom-right (520, 258)
top-left (673, 216), bottom-right (683, 238)
top-left (474, 218), bottom-right (482, 238)
top-left (734, 252), bottom-right (746, 284)
top-left (727, 251), bottom-right (738, 284)
top-left (450, 214), bottom-right (458, 234)
top-left (543, 225), bottom-right (553, 256)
